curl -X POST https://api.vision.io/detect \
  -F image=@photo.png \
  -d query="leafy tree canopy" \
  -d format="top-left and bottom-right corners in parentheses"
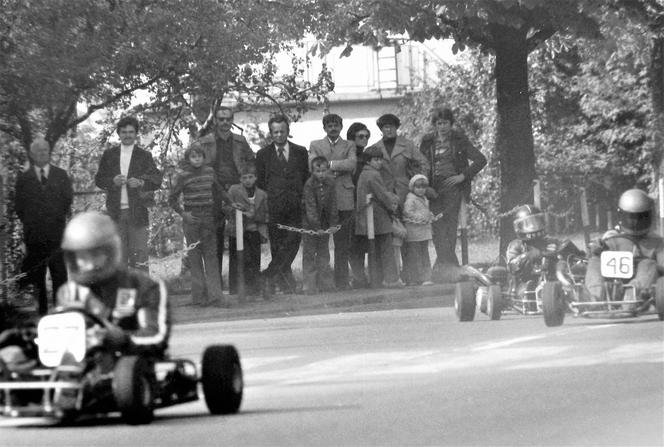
top-left (0, 0), bottom-right (332, 150)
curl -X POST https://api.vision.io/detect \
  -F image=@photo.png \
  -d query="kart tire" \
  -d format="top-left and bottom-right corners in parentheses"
top-left (201, 345), bottom-right (243, 415)
top-left (487, 285), bottom-right (503, 321)
top-left (542, 281), bottom-right (565, 327)
top-left (113, 356), bottom-right (155, 425)
top-left (455, 281), bottom-right (476, 322)
top-left (655, 277), bottom-right (664, 321)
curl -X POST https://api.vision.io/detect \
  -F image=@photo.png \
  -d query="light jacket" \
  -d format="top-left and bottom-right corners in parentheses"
top-left (367, 136), bottom-right (430, 205)
top-left (308, 138), bottom-right (356, 211)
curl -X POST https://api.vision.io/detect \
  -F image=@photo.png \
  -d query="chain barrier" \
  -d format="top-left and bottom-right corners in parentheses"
top-left (401, 212), bottom-right (444, 225)
top-left (136, 240), bottom-right (200, 268)
top-left (546, 204), bottom-right (576, 219)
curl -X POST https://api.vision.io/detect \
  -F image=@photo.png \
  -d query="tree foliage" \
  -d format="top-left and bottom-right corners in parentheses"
top-left (0, 0), bottom-right (333, 151)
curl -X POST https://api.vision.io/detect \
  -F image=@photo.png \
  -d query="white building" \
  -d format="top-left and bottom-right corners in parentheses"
top-left (233, 39), bottom-right (456, 149)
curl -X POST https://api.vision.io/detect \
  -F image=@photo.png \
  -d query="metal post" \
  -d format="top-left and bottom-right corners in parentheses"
top-left (533, 180), bottom-right (541, 209)
top-left (366, 194), bottom-right (380, 288)
top-left (235, 208), bottom-right (245, 302)
top-left (459, 197), bottom-right (468, 265)
top-left (580, 188), bottom-right (591, 249)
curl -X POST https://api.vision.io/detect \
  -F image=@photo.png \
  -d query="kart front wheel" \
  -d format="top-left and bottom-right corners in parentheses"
top-left (487, 285), bottom-right (503, 321)
top-left (201, 345), bottom-right (243, 415)
top-left (113, 356), bottom-right (155, 425)
top-left (542, 281), bottom-right (565, 327)
top-left (655, 277), bottom-right (664, 321)
top-left (455, 281), bottom-right (476, 322)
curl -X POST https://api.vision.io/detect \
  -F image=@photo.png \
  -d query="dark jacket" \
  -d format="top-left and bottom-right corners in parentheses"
top-left (95, 145), bottom-right (162, 226)
top-left (419, 130), bottom-right (487, 199)
top-left (255, 141), bottom-right (310, 214)
top-left (303, 176), bottom-right (338, 230)
top-left (198, 132), bottom-right (255, 189)
top-left (15, 165), bottom-right (73, 245)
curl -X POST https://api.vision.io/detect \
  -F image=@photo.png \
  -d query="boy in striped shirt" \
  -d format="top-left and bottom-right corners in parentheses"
top-left (169, 143), bottom-right (225, 306)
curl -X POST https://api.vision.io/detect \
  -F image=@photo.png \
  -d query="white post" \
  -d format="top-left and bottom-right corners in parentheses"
top-left (533, 179), bottom-right (541, 209)
top-left (235, 208), bottom-right (245, 300)
top-left (235, 208), bottom-right (244, 251)
top-left (366, 194), bottom-right (374, 240)
top-left (659, 178), bottom-right (664, 237)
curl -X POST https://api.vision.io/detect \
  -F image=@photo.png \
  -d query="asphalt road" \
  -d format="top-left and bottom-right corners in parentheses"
top-left (2, 307), bottom-right (663, 446)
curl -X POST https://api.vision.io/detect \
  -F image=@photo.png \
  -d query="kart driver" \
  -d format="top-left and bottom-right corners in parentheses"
top-left (585, 188), bottom-right (664, 301)
top-left (56, 211), bottom-right (170, 358)
top-left (506, 204), bottom-right (584, 296)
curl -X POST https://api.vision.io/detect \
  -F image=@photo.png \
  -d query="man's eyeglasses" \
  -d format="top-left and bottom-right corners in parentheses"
top-left (216, 117), bottom-right (233, 122)
top-left (355, 134), bottom-right (370, 139)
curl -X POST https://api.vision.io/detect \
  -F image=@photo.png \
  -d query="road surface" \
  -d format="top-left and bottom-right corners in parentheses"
top-left (2, 307), bottom-right (663, 446)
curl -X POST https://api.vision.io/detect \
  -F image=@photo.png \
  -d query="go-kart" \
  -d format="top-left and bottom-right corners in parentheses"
top-left (0, 308), bottom-right (243, 425)
top-left (541, 249), bottom-right (664, 326)
top-left (455, 247), bottom-right (586, 323)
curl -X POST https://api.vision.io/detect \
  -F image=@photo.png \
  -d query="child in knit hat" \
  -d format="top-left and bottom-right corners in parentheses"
top-left (403, 174), bottom-right (435, 286)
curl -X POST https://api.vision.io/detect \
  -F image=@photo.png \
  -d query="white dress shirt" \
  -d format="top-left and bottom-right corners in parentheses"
top-left (33, 164), bottom-right (50, 183)
top-left (120, 144), bottom-right (134, 209)
top-left (275, 142), bottom-right (290, 162)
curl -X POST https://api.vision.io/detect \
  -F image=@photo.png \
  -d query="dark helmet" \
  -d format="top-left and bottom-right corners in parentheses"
top-left (61, 212), bottom-right (123, 286)
top-left (513, 204), bottom-right (546, 240)
top-left (618, 189), bottom-right (653, 236)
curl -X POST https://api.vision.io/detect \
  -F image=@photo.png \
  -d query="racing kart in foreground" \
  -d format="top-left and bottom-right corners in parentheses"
top-left (0, 308), bottom-right (243, 425)
top-left (541, 250), bottom-right (664, 327)
top-left (454, 248), bottom-right (587, 323)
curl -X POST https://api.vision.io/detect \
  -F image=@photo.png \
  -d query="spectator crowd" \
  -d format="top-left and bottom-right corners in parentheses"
top-left (14, 106), bottom-right (487, 312)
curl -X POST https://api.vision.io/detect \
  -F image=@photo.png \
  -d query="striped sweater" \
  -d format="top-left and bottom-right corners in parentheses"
top-left (168, 166), bottom-right (216, 215)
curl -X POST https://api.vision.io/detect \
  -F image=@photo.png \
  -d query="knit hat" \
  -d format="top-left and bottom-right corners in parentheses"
top-left (409, 174), bottom-right (429, 191)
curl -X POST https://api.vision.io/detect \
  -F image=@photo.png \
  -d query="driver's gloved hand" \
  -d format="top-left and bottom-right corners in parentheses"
top-left (103, 325), bottom-right (129, 350)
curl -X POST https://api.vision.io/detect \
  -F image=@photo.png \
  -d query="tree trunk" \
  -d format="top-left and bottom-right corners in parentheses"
top-left (651, 36), bottom-right (664, 185)
top-left (493, 25), bottom-right (536, 259)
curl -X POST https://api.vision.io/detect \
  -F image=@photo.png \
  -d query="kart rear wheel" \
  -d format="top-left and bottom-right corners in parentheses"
top-left (542, 281), bottom-right (565, 327)
top-left (487, 285), bottom-right (503, 321)
top-left (454, 281), bottom-right (476, 322)
top-left (113, 356), bottom-right (155, 425)
top-left (655, 277), bottom-right (664, 321)
top-left (201, 345), bottom-right (243, 415)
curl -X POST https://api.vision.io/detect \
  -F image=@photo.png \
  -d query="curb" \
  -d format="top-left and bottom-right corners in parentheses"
top-left (171, 283), bottom-right (457, 324)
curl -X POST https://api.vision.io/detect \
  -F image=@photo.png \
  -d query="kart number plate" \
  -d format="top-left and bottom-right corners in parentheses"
top-left (600, 251), bottom-right (633, 279)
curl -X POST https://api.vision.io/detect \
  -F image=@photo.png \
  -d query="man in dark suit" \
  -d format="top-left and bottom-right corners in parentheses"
top-left (14, 137), bottom-right (73, 315)
top-left (95, 116), bottom-right (162, 271)
top-left (256, 115), bottom-right (309, 295)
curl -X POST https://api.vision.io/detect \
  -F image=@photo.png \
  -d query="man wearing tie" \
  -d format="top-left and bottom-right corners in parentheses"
top-left (95, 116), bottom-right (162, 271)
top-left (308, 114), bottom-right (356, 290)
top-left (256, 115), bottom-right (309, 295)
top-left (14, 137), bottom-right (73, 315)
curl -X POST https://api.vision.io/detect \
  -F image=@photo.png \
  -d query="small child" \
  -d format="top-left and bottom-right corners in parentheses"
top-left (168, 143), bottom-right (223, 306)
top-left (225, 162), bottom-right (268, 298)
top-left (354, 146), bottom-right (401, 288)
top-left (301, 156), bottom-right (338, 294)
top-left (403, 174), bottom-right (434, 286)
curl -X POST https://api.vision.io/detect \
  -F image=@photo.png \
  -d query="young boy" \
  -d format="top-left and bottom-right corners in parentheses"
top-left (403, 174), bottom-right (434, 286)
top-left (301, 156), bottom-right (338, 294)
top-left (225, 162), bottom-right (269, 298)
top-left (354, 147), bottom-right (402, 288)
top-left (168, 143), bottom-right (224, 306)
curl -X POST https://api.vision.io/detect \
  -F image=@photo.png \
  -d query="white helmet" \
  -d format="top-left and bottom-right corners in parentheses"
top-left (617, 189), bottom-right (653, 236)
top-left (61, 212), bottom-right (122, 285)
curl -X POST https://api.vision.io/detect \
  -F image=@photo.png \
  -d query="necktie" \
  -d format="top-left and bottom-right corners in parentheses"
top-left (40, 168), bottom-right (47, 186)
top-left (277, 146), bottom-right (286, 163)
